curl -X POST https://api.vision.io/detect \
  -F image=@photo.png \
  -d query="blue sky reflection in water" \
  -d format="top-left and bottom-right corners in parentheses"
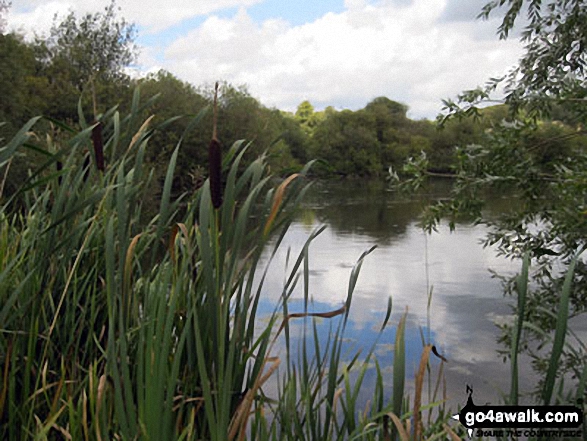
top-left (253, 181), bottom-right (541, 411)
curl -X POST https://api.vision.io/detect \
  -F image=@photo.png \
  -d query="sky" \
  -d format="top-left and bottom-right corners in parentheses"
top-left (7, 0), bottom-right (524, 119)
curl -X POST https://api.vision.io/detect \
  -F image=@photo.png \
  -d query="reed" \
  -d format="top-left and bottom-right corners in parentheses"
top-left (0, 89), bottom-right (451, 440)
top-left (508, 249), bottom-right (587, 407)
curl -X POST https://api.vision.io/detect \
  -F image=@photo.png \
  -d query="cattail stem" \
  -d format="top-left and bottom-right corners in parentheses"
top-left (213, 82), bottom-right (218, 141)
top-left (90, 75), bottom-right (98, 121)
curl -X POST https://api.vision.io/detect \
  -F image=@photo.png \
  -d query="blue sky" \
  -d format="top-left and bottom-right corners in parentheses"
top-left (247, 0), bottom-right (345, 26)
top-left (8, 0), bottom-right (523, 119)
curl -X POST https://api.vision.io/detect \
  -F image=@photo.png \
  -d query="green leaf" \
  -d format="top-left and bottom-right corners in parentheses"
top-left (0, 116), bottom-right (42, 167)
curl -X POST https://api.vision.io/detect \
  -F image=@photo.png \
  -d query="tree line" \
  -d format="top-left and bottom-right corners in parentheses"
top-left (1, 0), bottom-right (585, 197)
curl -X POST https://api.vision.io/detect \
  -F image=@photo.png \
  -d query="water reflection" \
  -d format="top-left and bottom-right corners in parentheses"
top-left (257, 179), bottom-right (540, 410)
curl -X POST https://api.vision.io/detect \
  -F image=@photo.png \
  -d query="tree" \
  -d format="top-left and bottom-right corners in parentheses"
top-left (0, 31), bottom-right (47, 198)
top-left (46, 0), bottom-right (136, 86)
top-left (364, 97), bottom-right (409, 148)
top-left (443, 0), bottom-right (587, 120)
top-left (38, 0), bottom-right (137, 118)
top-left (400, 0), bottom-right (587, 396)
top-left (275, 110), bottom-right (309, 163)
top-left (365, 97), bottom-right (408, 118)
top-left (0, 33), bottom-right (40, 130)
top-left (311, 109), bottom-right (382, 176)
top-left (295, 100), bottom-right (315, 124)
top-left (295, 100), bottom-right (325, 135)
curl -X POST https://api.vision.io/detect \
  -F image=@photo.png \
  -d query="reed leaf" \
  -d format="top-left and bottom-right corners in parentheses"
top-left (393, 308), bottom-right (408, 435)
top-left (510, 252), bottom-right (529, 405)
top-left (413, 344), bottom-right (432, 441)
top-left (541, 249), bottom-right (583, 405)
top-left (386, 412), bottom-right (409, 441)
top-left (0, 116), bottom-right (42, 167)
top-left (263, 173), bottom-right (300, 236)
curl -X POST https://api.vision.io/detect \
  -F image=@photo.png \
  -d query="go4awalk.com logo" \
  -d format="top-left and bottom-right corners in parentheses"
top-left (451, 386), bottom-right (584, 439)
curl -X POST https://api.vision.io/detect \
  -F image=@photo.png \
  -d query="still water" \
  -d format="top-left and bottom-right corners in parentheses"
top-left (256, 178), bottom-right (540, 411)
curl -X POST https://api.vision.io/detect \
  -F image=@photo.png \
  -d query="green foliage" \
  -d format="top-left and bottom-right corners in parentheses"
top-left (25, 0), bottom-right (136, 122)
top-left (41, 0), bottom-right (137, 90)
top-left (137, 79), bottom-right (307, 194)
top-left (0, 95), bottom-right (452, 440)
top-left (1, 0), bottom-right (530, 182)
top-left (445, 0), bottom-right (587, 120)
top-left (508, 252), bottom-right (587, 408)
top-left (307, 97), bottom-right (465, 177)
top-left (399, 0), bottom-right (587, 399)
top-left (10, 0), bottom-right (586, 188)
top-left (0, 33), bottom-right (43, 132)
top-left (310, 109), bottom-right (382, 176)
top-left (0, 0), bottom-right (135, 133)
top-left (133, 70), bottom-right (209, 196)
top-left (295, 100), bottom-right (315, 125)
top-left (276, 110), bottom-right (309, 163)
top-left (294, 100), bottom-right (328, 139)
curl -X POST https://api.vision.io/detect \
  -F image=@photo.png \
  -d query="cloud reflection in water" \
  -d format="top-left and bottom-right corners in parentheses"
top-left (254, 182), bottom-right (539, 410)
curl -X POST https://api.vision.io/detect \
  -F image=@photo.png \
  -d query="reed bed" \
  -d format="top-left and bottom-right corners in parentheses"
top-left (0, 90), bottom-right (460, 440)
top-left (2, 91), bottom-right (584, 440)
top-left (508, 252), bottom-right (587, 409)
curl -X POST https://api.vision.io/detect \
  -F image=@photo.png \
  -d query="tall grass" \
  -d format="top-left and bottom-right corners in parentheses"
top-left (508, 250), bottom-right (587, 408)
top-left (0, 90), bottom-right (453, 440)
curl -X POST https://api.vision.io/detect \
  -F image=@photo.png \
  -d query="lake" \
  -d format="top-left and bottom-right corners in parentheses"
top-left (254, 178), bottom-right (543, 412)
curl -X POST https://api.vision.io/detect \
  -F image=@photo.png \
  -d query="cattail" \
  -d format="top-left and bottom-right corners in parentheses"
top-left (56, 160), bottom-right (63, 185)
top-left (209, 82), bottom-right (223, 209)
top-left (209, 138), bottom-right (222, 209)
top-left (92, 121), bottom-right (105, 172)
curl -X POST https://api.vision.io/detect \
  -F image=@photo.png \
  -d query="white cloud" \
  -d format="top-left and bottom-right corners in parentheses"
top-left (159, 0), bottom-right (522, 118)
top-left (120, 0), bottom-right (263, 33)
top-left (8, 0), bottom-right (263, 36)
top-left (7, 1), bottom-right (72, 38)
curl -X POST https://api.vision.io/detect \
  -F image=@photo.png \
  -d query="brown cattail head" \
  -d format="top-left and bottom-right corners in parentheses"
top-left (209, 138), bottom-right (222, 209)
top-left (56, 160), bottom-right (63, 185)
top-left (209, 82), bottom-right (222, 209)
top-left (91, 121), bottom-right (105, 172)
